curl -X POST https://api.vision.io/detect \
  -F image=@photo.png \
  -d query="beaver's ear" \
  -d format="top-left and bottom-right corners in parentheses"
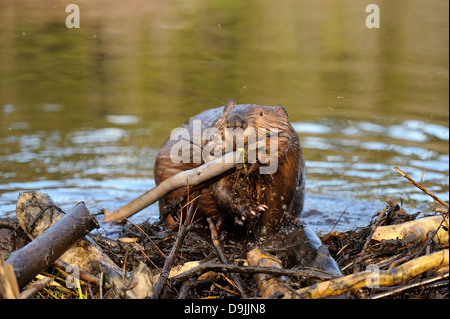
top-left (224, 98), bottom-right (236, 113)
top-left (275, 104), bottom-right (289, 119)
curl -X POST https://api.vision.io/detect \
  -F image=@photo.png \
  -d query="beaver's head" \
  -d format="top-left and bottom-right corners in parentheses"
top-left (206, 98), bottom-right (297, 174)
top-left (220, 98), bottom-right (290, 133)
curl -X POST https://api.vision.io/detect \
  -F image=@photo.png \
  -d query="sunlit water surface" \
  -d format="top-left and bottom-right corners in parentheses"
top-left (1, 115), bottom-right (447, 233)
top-left (0, 0), bottom-right (448, 233)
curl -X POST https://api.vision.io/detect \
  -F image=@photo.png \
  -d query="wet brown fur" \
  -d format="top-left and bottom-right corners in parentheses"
top-left (154, 99), bottom-right (306, 241)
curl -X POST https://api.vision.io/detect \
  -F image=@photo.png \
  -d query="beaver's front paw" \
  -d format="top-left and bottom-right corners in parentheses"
top-left (233, 204), bottom-right (268, 226)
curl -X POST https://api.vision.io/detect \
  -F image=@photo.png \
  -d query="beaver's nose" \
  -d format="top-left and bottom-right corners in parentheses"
top-left (226, 114), bottom-right (248, 130)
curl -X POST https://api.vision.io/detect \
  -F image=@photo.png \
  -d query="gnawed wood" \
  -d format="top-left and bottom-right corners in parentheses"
top-left (104, 149), bottom-right (244, 223)
top-left (15, 191), bottom-right (155, 298)
top-left (6, 201), bottom-right (99, 289)
top-left (0, 258), bottom-right (20, 299)
top-left (372, 214), bottom-right (449, 244)
top-left (283, 249), bottom-right (449, 299)
top-left (247, 247), bottom-right (290, 298)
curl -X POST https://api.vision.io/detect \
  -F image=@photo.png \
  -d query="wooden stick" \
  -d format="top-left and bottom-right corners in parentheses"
top-left (18, 276), bottom-right (53, 299)
top-left (104, 131), bottom-right (281, 223)
top-left (372, 214), bottom-right (449, 245)
top-left (169, 261), bottom-right (337, 286)
top-left (353, 206), bottom-right (387, 273)
top-left (53, 259), bottom-right (108, 288)
top-left (207, 218), bottom-right (246, 297)
top-left (151, 198), bottom-right (198, 299)
top-left (412, 211), bottom-right (449, 259)
top-left (394, 166), bottom-right (449, 208)
top-left (104, 149), bottom-right (244, 223)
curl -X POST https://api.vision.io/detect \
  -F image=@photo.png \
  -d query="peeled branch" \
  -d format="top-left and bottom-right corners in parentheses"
top-left (0, 258), bottom-right (20, 299)
top-left (104, 149), bottom-right (244, 222)
top-left (372, 214), bottom-right (449, 244)
top-left (284, 249), bottom-right (449, 299)
top-left (247, 247), bottom-right (290, 298)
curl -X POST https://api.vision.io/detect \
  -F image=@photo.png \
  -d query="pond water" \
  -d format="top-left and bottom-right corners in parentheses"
top-left (0, 0), bottom-right (448, 233)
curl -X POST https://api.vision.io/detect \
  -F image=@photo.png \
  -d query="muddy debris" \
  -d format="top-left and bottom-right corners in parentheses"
top-left (0, 190), bottom-right (448, 299)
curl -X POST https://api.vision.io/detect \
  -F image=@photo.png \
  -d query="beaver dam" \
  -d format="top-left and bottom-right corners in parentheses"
top-left (0, 164), bottom-right (448, 300)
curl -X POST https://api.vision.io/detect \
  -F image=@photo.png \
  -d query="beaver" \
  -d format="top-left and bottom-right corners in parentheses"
top-left (154, 98), bottom-right (306, 242)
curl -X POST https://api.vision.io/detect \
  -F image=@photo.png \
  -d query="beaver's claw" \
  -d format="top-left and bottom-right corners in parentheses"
top-left (241, 204), bottom-right (268, 221)
top-left (257, 204), bottom-right (268, 212)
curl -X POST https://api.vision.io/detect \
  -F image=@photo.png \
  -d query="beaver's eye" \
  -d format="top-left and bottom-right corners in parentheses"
top-left (259, 111), bottom-right (263, 116)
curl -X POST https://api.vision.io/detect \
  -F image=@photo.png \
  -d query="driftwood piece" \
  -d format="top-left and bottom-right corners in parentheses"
top-left (0, 218), bottom-right (29, 261)
top-left (284, 249), bottom-right (449, 299)
top-left (15, 192), bottom-right (66, 240)
top-left (6, 201), bottom-right (99, 289)
top-left (247, 247), bottom-right (290, 298)
top-left (372, 214), bottom-right (449, 244)
top-left (104, 147), bottom-right (245, 222)
top-left (15, 191), bottom-right (154, 299)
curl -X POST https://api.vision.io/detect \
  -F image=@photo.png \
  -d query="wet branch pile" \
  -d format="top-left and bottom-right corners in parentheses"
top-left (0, 166), bottom-right (448, 299)
top-left (318, 167), bottom-right (449, 299)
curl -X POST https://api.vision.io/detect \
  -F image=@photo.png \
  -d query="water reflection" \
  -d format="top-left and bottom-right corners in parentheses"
top-left (0, 0), bottom-right (448, 232)
top-left (295, 117), bottom-right (449, 227)
top-left (70, 128), bottom-right (127, 144)
top-left (106, 115), bottom-right (141, 125)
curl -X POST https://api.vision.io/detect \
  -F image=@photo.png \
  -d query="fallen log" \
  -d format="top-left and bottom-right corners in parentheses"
top-left (15, 191), bottom-right (154, 299)
top-left (283, 249), bottom-right (449, 299)
top-left (6, 202), bottom-right (99, 289)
